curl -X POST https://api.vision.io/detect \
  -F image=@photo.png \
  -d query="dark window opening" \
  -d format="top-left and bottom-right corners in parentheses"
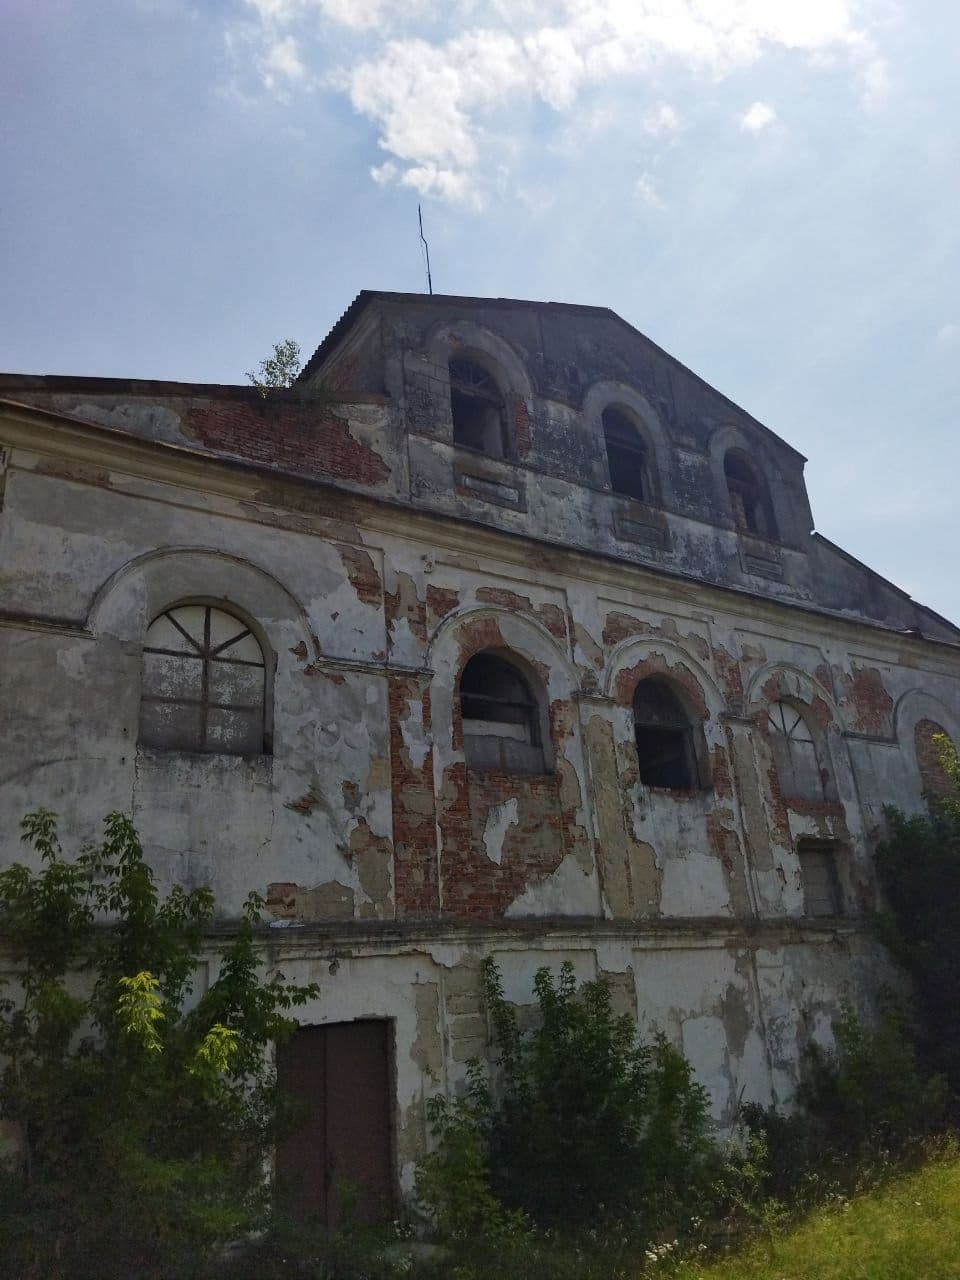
top-left (633, 678), bottom-right (697, 791)
top-left (768, 700), bottom-right (826, 801)
top-left (449, 358), bottom-right (508, 458)
top-left (460, 651), bottom-right (545, 773)
top-left (798, 840), bottom-right (843, 916)
top-left (603, 406), bottom-right (649, 502)
top-left (724, 451), bottom-right (774, 538)
top-left (139, 603), bottom-right (267, 755)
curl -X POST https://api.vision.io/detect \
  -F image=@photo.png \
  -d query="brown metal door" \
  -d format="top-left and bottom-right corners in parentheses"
top-left (276, 1020), bottom-right (394, 1230)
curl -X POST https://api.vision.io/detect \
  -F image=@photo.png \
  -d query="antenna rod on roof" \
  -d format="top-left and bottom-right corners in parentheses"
top-left (418, 204), bottom-right (434, 296)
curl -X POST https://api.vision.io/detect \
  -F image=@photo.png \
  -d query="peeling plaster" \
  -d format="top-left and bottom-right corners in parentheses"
top-left (481, 797), bottom-right (519, 865)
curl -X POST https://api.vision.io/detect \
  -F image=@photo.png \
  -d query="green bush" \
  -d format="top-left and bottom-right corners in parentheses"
top-left (874, 760), bottom-right (960, 1096)
top-left (0, 809), bottom-right (318, 1280)
top-left (418, 958), bottom-right (716, 1238)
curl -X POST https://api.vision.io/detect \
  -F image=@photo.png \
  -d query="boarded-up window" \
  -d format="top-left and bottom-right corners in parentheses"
top-left (449, 358), bottom-right (508, 458)
top-left (634, 678), bottom-right (697, 791)
top-left (139, 604), bottom-right (267, 754)
top-left (603, 406), bottom-right (650, 502)
top-left (460, 651), bottom-right (545, 773)
top-left (798, 840), bottom-right (842, 916)
top-left (768, 700), bottom-right (824, 800)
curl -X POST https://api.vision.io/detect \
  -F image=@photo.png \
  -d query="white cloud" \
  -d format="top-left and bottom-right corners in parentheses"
top-left (264, 35), bottom-right (306, 84)
top-left (740, 100), bottom-right (777, 132)
top-left (642, 102), bottom-right (681, 137)
top-left (635, 171), bottom-right (665, 209)
top-left (238, 0), bottom-right (889, 203)
top-left (936, 322), bottom-right (959, 346)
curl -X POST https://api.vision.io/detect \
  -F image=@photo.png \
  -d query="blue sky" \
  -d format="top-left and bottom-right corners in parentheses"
top-left (4, 0), bottom-right (958, 623)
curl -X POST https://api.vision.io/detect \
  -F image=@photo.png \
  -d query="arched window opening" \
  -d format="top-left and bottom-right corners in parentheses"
top-left (140, 603), bottom-right (267, 755)
top-left (768, 701), bottom-right (825, 800)
top-left (797, 839), bottom-right (843, 916)
top-left (449, 357), bottom-right (508, 458)
top-left (459, 651), bottom-right (545, 773)
top-left (603, 406), bottom-right (650, 502)
top-left (633, 678), bottom-right (697, 791)
top-left (914, 720), bottom-right (955, 798)
top-left (724, 451), bottom-right (774, 538)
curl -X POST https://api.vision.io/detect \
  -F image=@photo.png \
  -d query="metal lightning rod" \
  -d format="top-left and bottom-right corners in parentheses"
top-left (418, 204), bottom-right (434, 295)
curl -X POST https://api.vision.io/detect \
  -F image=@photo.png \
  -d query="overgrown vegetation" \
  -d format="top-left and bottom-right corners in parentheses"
top-left (417, 957), bottom-right (718, 1249)
top-left (245, 337), bottom-right (302, 392)
top-left (874, 735), bottom-right (960, 1096)
top-left (0, 809), bottom-right (318, 1280)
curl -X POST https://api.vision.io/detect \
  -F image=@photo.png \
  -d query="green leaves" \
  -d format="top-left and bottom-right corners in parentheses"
top-left (0, 808), bottom-right (319, 1278)
top-left (245, 339), bottom-right (302, 393)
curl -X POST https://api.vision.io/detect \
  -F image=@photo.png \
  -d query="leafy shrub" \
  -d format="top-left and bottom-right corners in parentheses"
top-left (874, 747), bottom-right (960, 1096)
top-left (419, 958), bottom-right (716, 1238)
top-left (799, 997), bottom-right (948, 1154)
top-left (0, 809), bottom-right (318, 1280)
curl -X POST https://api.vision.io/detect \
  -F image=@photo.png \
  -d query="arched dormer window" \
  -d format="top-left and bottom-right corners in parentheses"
top-left (633, 678), bottom-right (698, 791)
top-left (724, 450), bottom-right (776, 539)
top-left (139, 603), bottom-right (268, 755)
top-left (768, 701), bottom-right (825, 801)
top-left (459, 651), bottom-right (545, 773)
top-left (603, 406), bottom-right (651, 502)
top-left (449, 357), bottom-right (509, 458)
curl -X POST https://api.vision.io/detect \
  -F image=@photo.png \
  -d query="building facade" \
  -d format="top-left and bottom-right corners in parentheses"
top-left (1, 292), bottom-right (958, 1221)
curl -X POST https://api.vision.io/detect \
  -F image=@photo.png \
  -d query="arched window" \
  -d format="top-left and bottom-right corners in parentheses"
top-left (724, 450), bottom-right (775, 539)
top-left (603, 406), bottom-right (650, 502)
top-left (459, 651), bottom-right (545, 773)
top-left (449, 357), bottom-right (508, 458)
top-left (768, 701), bottom-right (824, 800)
top-left (139, 603), bottom-right (268, 754)
top-left (633, 678), bottom-right (697, 791)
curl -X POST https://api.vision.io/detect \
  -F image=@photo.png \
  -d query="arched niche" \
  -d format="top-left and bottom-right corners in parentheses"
top-left (427, 606), bottom-right (580, 768)
top-left (582, 380), bottom-right (672, 505)
top-left (893, 688), bottom-right (960, 804)
top-left (87, 547), bottom-right (315, 661)
top-left (745, 662), bottom-right (842, 803)
top-left (706, 424), bottom-right (790, 544)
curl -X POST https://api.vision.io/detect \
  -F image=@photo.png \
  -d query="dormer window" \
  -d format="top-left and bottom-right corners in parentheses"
top-left (603, 406), bottom-right (650, 502)
top-left (449, 358), bottom-right (508, 458)
top-left (724, 450), bottom-right (776, 539)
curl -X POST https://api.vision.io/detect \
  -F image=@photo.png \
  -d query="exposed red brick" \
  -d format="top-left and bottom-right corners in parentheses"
top-left (613, 653), bottom-right (709, 720)
top-left (338, 545), bottom-right (382, 606)
top-left (426, 584), bottom-right (461, 624)
top-left (510, 393), bottom-right (531, 458)
top-left (389, 676), bottom-right (439, 917)
top-left (849, 666), bottom-right (894, 735)
top-left (186, 400), bottom-right (391, 488)
top-left (474, 587), bottom-right (567, 638)
top-left (915, 720), bottom-right (955, 797)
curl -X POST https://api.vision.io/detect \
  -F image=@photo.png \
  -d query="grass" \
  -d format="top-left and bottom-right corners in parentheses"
top-left (676, 1140), bottom-right (960, 1280)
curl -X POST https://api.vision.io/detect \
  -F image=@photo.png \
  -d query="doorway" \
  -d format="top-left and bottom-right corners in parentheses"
top-left (276, 1020), bottom-right (394, 1229)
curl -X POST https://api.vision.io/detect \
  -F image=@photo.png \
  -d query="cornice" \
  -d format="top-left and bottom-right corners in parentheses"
top-left (2, 399), bottom-right (958, 674)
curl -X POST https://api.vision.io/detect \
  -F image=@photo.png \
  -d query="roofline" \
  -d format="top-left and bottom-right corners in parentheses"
top-left (298, 289), bottom-right (808, 464)
top-left (3, 394), bottom-right (955, 646)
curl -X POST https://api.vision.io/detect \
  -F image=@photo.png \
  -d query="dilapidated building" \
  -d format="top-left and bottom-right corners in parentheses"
top-left (2, 290), bottom-right (958, 1222)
